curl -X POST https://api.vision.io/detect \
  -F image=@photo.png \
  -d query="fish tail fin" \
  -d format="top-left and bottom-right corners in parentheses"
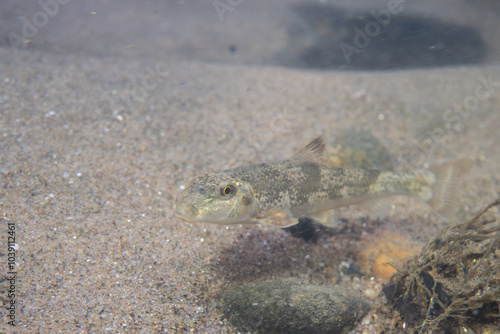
top-left (425, 158), bottom-right (474, 218)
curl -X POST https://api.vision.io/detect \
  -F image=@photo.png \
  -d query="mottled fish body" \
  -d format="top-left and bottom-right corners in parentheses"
top-left (175, 137), bottom-right (471, 227)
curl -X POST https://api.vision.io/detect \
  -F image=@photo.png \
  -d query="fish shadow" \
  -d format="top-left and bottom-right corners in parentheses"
top-left (210, 217), bottom-right (381, 283)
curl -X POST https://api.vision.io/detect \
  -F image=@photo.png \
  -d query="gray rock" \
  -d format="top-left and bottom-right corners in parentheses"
top-left (223, 281), bottom-right (370, 334)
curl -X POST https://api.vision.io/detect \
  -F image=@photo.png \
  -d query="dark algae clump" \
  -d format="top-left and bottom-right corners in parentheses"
top-left (384, 199), bottom-right (500, 333)
top-left (223, 281), bottom-right (370, 334)
top-left (277, 3), bottom-right (485, 70)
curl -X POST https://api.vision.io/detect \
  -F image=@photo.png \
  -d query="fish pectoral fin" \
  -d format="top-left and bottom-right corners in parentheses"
top-left (309, 209), bottom-right (339, 227)
top-left (255, 211), bottom-right (299, 228)
top-left (291, 137), bottom-right (327, 164)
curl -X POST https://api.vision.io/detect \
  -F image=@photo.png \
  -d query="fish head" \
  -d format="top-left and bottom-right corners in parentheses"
top-left (175, 172), bottom-right (256, 224)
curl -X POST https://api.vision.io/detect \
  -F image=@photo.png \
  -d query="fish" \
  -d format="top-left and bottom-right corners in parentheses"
top-left (175, 137), bottom-right (472, 228)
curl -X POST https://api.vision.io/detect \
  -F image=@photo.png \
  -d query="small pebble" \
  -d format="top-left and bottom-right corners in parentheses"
top-left (364, 288), bottom-right (378, 300)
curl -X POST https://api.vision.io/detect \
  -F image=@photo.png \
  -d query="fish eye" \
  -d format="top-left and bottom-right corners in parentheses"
top-left (220, 184), bottom-right (236, 197)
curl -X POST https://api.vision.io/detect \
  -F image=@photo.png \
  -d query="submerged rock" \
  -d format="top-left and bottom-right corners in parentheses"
top-left (326, 129), bottom-right (395, 171)
top-left (357, 231), bottom-right (424, 280)
top-left (223, 281), bottom-right (370, 334)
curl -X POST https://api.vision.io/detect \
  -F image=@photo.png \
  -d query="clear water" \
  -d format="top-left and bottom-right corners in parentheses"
top-left (1, 1), bottom-right (499, 332)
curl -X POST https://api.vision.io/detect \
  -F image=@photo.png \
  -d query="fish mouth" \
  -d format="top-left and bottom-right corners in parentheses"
top-left (174, 210), bottom-right (198, 224)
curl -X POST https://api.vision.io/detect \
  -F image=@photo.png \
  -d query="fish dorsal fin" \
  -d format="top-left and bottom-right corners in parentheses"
top-left (291, 137), bottom-right (326, 164)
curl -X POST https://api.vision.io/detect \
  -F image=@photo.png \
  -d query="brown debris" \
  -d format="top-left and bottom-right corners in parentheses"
top-left (383, 199), bottom-right (500, 333)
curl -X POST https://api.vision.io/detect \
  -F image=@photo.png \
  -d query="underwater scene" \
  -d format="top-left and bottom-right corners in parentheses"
top-left (1, 0), bottom-right (500, 333)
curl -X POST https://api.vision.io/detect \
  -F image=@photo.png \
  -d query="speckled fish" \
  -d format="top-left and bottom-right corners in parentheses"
top-left (175, 137), bottom-right (472, 228)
